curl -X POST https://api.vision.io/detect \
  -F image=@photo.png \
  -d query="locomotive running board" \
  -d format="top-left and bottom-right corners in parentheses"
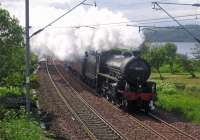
top-left (98, 73), bottom-right (118, 82)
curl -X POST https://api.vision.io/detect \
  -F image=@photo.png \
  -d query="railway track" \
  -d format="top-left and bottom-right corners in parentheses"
top-left (46, 61), bottom-right (127, 140)
top-left (147, 113), bottom-right (198, 140)
top-left (56, 63), bottom-right (198, 140)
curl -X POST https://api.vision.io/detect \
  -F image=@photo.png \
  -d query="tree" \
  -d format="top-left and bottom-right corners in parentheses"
top-left (192, 43), bottom-right (200, 60)
top-left (0, 8), bottom-right (24, 85)
top-left (140, 41), bottom-right (152, 60)
top-left (163, 43), bottom-right (177, 73)
top-left (144, 45), bottom-right (167, 80)
top-left (176, 54), bottom-right (196, 78)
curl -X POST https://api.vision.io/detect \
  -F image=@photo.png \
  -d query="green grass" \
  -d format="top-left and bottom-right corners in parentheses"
top-left (0, 116), bottom-right (47, 140)
top-left (0, 87), bottom-right (48, 140)
top-left (0, 87), bottom-right (23, 97)
top-left (151, 73), bottom-right (200, 89)
top-left (154, 80), bottom-right (200, 123)
top-left (157, 91), bottom-right (200, 123)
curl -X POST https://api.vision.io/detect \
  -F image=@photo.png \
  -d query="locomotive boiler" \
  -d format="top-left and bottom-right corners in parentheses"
top-left (68, 50), bottom-right (156, 112)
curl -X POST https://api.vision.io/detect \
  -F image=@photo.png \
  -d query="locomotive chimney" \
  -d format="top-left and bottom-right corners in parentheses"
top-left (85, 51), bottom-right (88, 57)
top-left (132, 50), bottom-right (141, 58)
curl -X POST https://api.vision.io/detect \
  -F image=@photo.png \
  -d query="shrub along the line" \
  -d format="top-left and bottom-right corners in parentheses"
top-left (155, 80), bottom-right (200, 123)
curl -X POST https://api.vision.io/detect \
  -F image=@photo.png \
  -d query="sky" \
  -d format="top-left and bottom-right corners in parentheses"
top-left (96, 0), bottom-right (200, 25)
top-left (0, 0), bottom-right (146, 60)
top-left (0, 0), bottom-right (199, 59)
top-left (1, 0), bottom-right (200, 27)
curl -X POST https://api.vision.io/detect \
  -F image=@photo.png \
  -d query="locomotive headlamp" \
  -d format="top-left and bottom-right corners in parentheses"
top-left (152, 84), bottom-right (156, 93)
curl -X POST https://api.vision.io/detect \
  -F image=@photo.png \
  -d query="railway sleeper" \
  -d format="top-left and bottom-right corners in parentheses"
top-left (76, 112), bottom-right (93, 117)
top-left (71, 104), bottom-right (88, 109)
top-left (75, 109), bottom-right (91, 113)
top-left (86, 122), bottom-right (109, 128)
top-left (90, 127), bottom-right (114, 131)
top-left (79, 114), bottom-right (99, 118)
top-left (87, 126), bottom-right (115, 132)
top-left (95, 133), bottom-right (119, 137)
top-left (95, 135), bottom-right (121, 140)
top-left (85, 122), bottom-right (106, 127)
top-left (77, 112), bottom-right (94, 116)
top-left (84, 120), bottom-right (105, 124)
top-left (91, 129), bottom-right (115, 135)
top-left (83, 115), bottom-right (100, 120)
top-left (82, 118), bottom-right (101, 122)
top-left (74, 108), bottom-right (92, 113)
top-left (75, 107), bottom-right (89, 111)
top-left (77, 111), bottom-right (96, 116)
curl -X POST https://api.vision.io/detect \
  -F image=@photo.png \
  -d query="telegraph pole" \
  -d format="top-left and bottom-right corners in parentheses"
top-left (25, 0), bottom-right (30, 113)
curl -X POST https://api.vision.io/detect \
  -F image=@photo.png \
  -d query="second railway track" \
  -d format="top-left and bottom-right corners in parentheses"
top-left (46, 60), bottom-right (127, 140)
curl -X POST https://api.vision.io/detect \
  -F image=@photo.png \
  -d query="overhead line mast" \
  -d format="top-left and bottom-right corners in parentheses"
top-left (25, 0), bottom-right (96, 113)
top-left (25, 0), bottom-right (30, 113)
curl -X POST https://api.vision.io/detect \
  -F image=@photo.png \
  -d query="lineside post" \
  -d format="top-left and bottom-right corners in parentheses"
top-left (25, 0), bottom-right (30, 113)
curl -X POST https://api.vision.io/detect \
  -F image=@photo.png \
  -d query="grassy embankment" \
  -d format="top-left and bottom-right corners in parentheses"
top-left (151, 73), bottom-right (200, 123)
top-left (0, 86), bottom-right (47, 140)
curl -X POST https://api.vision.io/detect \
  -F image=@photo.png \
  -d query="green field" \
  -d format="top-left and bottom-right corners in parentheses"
top-left (150, 73), bottom-right (200, 123)
top-left (151, 73), bottom-right (200, 88)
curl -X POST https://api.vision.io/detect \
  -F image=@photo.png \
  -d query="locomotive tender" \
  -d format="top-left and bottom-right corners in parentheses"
top-left (67, 50), bottom-right (156, 112)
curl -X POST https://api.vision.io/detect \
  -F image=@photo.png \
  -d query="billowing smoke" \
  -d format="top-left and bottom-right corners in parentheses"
top-left (2, 0), bottom-right (144, 61)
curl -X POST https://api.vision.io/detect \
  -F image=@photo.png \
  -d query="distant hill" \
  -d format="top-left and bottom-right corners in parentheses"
top-left (143, 25), bottom-right (200, 42)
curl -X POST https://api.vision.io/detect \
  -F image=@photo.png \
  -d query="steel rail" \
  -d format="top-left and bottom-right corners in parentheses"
top-left (148, 113), bottom-right (198, 140)
top-left (47, 60), bottom-right (126, 140)
top-left (45, 61), bottom-right (97, 140)
top-left (61, 64), bottom-right (198, 140)
top-left (53, 61), bottom-right (127, 140)
top-left (58, 63), bottom-right (168, 140)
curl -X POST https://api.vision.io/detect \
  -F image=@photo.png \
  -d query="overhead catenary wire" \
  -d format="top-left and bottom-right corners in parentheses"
top-left (153, 2), bottom-right (200, 7)
top-left (29, 13), bottom-right (200, 31)
top-left (30, 0), bottom-right (95, 38)
top-left (29, 1), bottom-right (200, 38)
top-left (29, 17), bottom-right (200, 31)
top-left (138, 17), bottom-right (200, 25)
top-left (153, 2), bottom-right (200, 43)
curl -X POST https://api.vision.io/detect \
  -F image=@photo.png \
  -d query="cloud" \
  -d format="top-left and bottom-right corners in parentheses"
top-left (1, 0), bottom-right (199, 60)
top-left (177, 0), bottom-right (199, 3)
top-left (1, 0), bottom-right (144, 60)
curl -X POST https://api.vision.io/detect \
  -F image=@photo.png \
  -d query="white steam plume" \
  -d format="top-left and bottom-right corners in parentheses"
top-left (2, 0), bottom-right (144, 61)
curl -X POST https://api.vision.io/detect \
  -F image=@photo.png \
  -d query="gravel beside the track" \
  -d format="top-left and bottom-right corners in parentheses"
top-left (153, 110), bottom-right (200, 140)
top-left (38, 64), bottom-right (90, 140)
top-left (58, 66), bottom-right (162, 140)
top-left (37, 62), bottom-right (200, 140)
top-left (58, 64), bottom-right (200, 140)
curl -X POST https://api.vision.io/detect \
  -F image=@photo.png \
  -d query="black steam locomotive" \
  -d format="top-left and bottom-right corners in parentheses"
top-left (67, 50), bottom-right (156, 112)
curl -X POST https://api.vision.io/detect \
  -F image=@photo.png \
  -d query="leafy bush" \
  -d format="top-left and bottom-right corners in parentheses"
top-left (159, 64), bottom-right (184, 73)
top-left (155, 80), bottom-right (177, 94)
top-left (3, 72), bottom-right (24, 87)
top-left (0, 87), bottom-right (23, 97)
top-left (156, 80), bottom-right (200, 123)
top-left (0, 117), bottom-right (46, 140)
top-left (0, 108), bottom-right (46, 140)
top-left (31, 74), bottom-right (40, 89)
top-left (0, 8), bottom-right (46, 140)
